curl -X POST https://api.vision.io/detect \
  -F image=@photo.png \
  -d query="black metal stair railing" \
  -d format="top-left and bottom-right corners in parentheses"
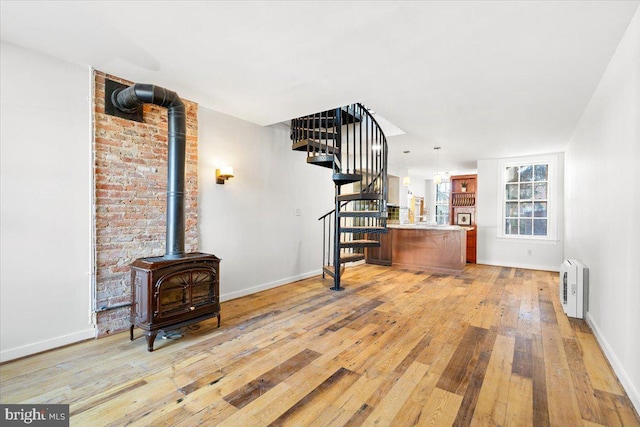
top-left (318, 199), bottom-right (386, 280)
top-left (291, 103), bottom-right (388, 291)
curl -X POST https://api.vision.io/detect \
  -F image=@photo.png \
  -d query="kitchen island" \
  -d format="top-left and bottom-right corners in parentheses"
top-left (367, 224), bottom-right (468, 274)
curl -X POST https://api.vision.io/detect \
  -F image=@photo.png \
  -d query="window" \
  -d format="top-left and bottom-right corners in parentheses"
top-left (435, 182), bottom-right (450, 225)
top-left (499, 154), bottom-right (557, 241)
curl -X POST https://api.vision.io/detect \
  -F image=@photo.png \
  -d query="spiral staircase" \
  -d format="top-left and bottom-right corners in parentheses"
top-left (290, 104), bottom-right (388, 290)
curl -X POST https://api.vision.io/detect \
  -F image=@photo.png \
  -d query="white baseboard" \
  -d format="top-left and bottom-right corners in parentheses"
top-left (0, 328), bottom-right (96, 363)
top-left (586, 312), bottom-right (640, 414)
top-left (476, 259), bottom-right (560, 272)
top-left (221, 269), bottom-right (322, 302)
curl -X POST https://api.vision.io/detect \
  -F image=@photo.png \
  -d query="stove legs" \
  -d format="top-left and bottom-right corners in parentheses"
top-left (131, 312), bottom-right (220, 352)
top-left (145, 331), bottom-right (158, 352)
top-left (130, 326), bottom-right (157, 351)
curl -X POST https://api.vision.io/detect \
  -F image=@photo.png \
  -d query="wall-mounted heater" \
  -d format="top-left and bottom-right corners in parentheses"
top-left (559, 259), bottom-right (589, 319)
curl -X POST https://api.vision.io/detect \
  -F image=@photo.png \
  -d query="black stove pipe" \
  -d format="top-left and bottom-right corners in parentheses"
top-left (112, 84), bottom-right (186, 259)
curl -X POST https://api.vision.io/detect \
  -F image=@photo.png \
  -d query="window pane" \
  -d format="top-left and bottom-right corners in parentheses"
top-left (519, 219), bottom-right (532, 235)
top-left (519, 165), bottom-right (533, 182)
top-left (534, 164), bottom-right (548, 181)
top-left (534, 182), bottom-right (547, 200)
top-left (436, 183), bottom-right (450, 205)
top-left (506, 184), bottom-right (518, 200)
top-left (506, 202), bottom-right (518, 217)
top-left (506, 167), bottom-right (518, 183)
top-left (519, 183), bottom-right (533, 200)
top-left (436, 214), bottom-right (449, 225)
top-left (436, 183), bottom-right (449, 194)
top-left (435, 182), bottom-right (450, 226)
top-left (534, 202), bottom-right (547, 218)
top-left (436, 192), bottom-right (449, 204)
top-left (519, 202), bottom-right (533, 217)
top-left (534, 219), bottom-right (547, 236)
top-left (505, 219), bottom-right (518, 234)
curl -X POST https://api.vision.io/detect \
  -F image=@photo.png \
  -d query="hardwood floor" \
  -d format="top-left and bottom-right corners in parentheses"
top-left (1, 264), bottom-right (638, 426)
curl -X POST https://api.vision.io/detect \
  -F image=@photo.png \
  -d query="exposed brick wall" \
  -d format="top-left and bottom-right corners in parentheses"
top-left (93, 71), bottom-right (199, 336)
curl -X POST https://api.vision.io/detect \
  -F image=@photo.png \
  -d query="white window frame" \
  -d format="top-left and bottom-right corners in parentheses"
top-left (497, 154), bottom-right (558, 242)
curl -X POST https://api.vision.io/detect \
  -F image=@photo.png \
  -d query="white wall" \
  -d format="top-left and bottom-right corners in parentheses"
top-left (423, 179), bottom-right (438, 223)
top-left (407, 178), bottom-right (426, 199)
top-left (387, 175), bottom-right (400, 206)
top-left (0, 42), bottom-right (94, 361)
top-left (198, 107), bottom-right (334, 300)
top-left (477, 154), bottom-right (564, 272)
top-left (565, 8), bottom-right (640, 411)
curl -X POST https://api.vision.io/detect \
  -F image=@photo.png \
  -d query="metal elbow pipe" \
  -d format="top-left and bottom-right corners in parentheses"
top-left (112, 84), bottom-right (187, 260)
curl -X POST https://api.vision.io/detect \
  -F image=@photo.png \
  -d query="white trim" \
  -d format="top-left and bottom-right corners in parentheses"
top-left (0, 328), bottom-right (96, 363)
top-left (586, 312), bottom-right (640, 414)
top-left (476, 260), bottom-right (560, 272)
top-left (221, 269), bottom-right (322, 302)
top-left (496, 237), bottom-right (560, 245)
top-left (497, 153), bottom-right (559, 241)
top-left (90, 67), bottom-right (98, 319)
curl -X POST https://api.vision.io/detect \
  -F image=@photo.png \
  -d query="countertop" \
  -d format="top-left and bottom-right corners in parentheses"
top-left (387, 224), bottom-right (473, 231)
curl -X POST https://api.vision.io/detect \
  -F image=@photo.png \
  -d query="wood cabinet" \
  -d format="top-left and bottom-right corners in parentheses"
top-left (365, 232), bottom-right (392, 266)
top-left (450, 174), bottom-right (477, 263)
top-left (366, 226), bottom-right (467, 273)
top-left (390, 226), bottom-right (466, 274)
top-left (465, 228), bottom-right (477, 263)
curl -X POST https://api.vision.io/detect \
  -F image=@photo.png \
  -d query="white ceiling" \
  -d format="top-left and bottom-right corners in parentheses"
top-left (1, 1), bottom-right (638, 177)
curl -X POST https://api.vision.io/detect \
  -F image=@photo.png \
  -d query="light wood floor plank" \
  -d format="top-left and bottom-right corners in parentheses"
top-left (564, 336), bottom-right (608, 424)
top-left (389, 371), bottom-right (440, 426)
top-left (470, 334), bottom-right (515, 426)
top-left (576, 330), bottom-right (625, 395)
top-left (416, 387), bottom-right (464, 427)
top-left (361, 361), bottom-right (430, 426)
top-left (505, 374), bottom-right (533, 426)
top-left (542, 325), bottom-right (583, 426)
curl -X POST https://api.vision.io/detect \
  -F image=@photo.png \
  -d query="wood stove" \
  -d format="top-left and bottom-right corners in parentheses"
top-left (130, 253), bottom-right (220, 351)
top-left (107, 81), bottom-right (222, 352)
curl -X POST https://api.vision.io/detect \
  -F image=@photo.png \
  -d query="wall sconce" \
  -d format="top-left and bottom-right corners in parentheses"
top-left (216, 166), bottom-right (234, 184)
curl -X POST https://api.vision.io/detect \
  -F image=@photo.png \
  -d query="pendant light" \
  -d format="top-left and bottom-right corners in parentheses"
top-left (433, 147), bottom-right (442, 184)
top-left (402, 150), bottom-right (410, 186)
